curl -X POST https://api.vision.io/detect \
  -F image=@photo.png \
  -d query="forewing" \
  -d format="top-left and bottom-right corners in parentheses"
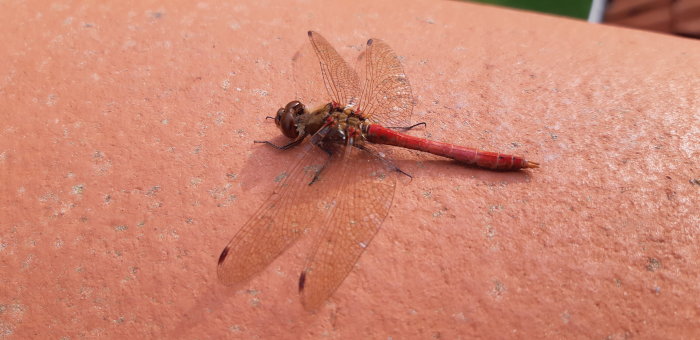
top-left (292, 39), bottom-right (328, 107)
top-left (217, 142), bottom-right (333, 287)
top-left (356, 38), bottom-right (413, 127)
top-left (299, 143), bottom-right (398, 310)
top-left (307, 31), bottom-right (361, 107)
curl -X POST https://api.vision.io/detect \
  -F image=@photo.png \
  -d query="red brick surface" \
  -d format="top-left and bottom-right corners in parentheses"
top-left (1, 0), bottom-right (698, 338)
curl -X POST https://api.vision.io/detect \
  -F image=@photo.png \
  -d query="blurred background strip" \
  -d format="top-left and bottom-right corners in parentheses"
top-left (469, 0), bottom-right (700, 38)
top-left (604, 0), bottom-right (700, 38)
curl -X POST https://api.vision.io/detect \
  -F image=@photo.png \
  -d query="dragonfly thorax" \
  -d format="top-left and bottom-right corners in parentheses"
top-left (275, 101), bottom-right (370, 144)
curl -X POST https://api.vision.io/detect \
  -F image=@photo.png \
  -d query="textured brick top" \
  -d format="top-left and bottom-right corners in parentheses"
top-left (1, 0), bottom-right (698, 338)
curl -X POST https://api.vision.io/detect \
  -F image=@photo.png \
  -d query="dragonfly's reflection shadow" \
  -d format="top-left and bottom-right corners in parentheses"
top-left (395, 158), bottom-right (536, 185)
top-left (236, 134), bottom-right (309, 192)
top-left (169, 277), bottom-right (326, 338)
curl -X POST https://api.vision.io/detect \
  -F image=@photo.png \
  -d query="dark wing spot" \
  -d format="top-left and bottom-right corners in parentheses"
top-left (307, 31), bottom-right (313, 37)
top-left (218, 246), bottom-right (230, 265)
top-left (367, 38), bottom-right (374, 46)
top-left (299, 271), bottom-right (307, 292)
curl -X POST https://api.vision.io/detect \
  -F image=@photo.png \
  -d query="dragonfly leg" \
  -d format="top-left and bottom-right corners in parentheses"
top-left (386, 122), bottom-right (426, 132)
top-left (307, 143), bottom-right (336, 186)
top-left (394, 167), bottom-right (413, 180)
top-left (308, 167), bottom-right (324, 186)
top-left (254, 134), bottom-right (308, 150)
top-left (353, 144), bottom-right (413, 180)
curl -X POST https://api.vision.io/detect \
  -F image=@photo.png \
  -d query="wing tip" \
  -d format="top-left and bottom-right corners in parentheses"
top-left (523, 160), bottom-right (540, 169)
top-left (298, 270), bottom-right (307, 293)
top-left (217, 246), bottom-right (230, 265)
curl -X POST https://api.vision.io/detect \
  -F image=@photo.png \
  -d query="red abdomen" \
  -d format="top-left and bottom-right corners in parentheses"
top-left (365, 124), bottom-right (538, 170)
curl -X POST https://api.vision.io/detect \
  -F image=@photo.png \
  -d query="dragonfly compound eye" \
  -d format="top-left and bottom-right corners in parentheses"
top-left (274, 107), bottom-right (284, 126)
top-left (285, 101), bottom-right (305, 116)
top-left (277, 101), bottom-right (303, 139)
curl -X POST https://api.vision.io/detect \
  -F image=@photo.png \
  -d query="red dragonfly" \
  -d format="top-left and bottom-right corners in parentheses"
top-left (218, 31), bottom-right (538, 311)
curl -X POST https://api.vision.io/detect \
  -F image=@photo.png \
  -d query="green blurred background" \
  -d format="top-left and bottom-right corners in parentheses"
top-left (469, 0), bottom-right (592, 19)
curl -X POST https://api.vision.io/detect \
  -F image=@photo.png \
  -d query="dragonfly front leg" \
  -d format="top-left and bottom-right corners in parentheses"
top-left (254, 133), bottom-right (308, 150)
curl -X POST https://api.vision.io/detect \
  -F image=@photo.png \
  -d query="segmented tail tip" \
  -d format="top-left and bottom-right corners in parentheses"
top-left (524, 161), bottom-right (540, 169)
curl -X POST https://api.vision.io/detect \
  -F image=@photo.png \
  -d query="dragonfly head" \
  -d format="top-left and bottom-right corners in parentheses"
top-left (274, 101), bottom-right (306, 139)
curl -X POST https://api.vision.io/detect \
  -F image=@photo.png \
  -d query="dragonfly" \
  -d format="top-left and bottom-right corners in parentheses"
top-left (218, 31), bottom-right (538, 311)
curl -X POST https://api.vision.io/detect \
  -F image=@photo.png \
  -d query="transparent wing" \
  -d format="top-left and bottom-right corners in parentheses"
top-left (356, 38), bottom-right (413, 127)
top-left (292, 39), bottom-right (328, 107)
top-left (307, 31), bottom-right (361, 107)
top-left (217, 141), bottom-right (334, 287)
top-left (299, 142), bottom-right (398, 311)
